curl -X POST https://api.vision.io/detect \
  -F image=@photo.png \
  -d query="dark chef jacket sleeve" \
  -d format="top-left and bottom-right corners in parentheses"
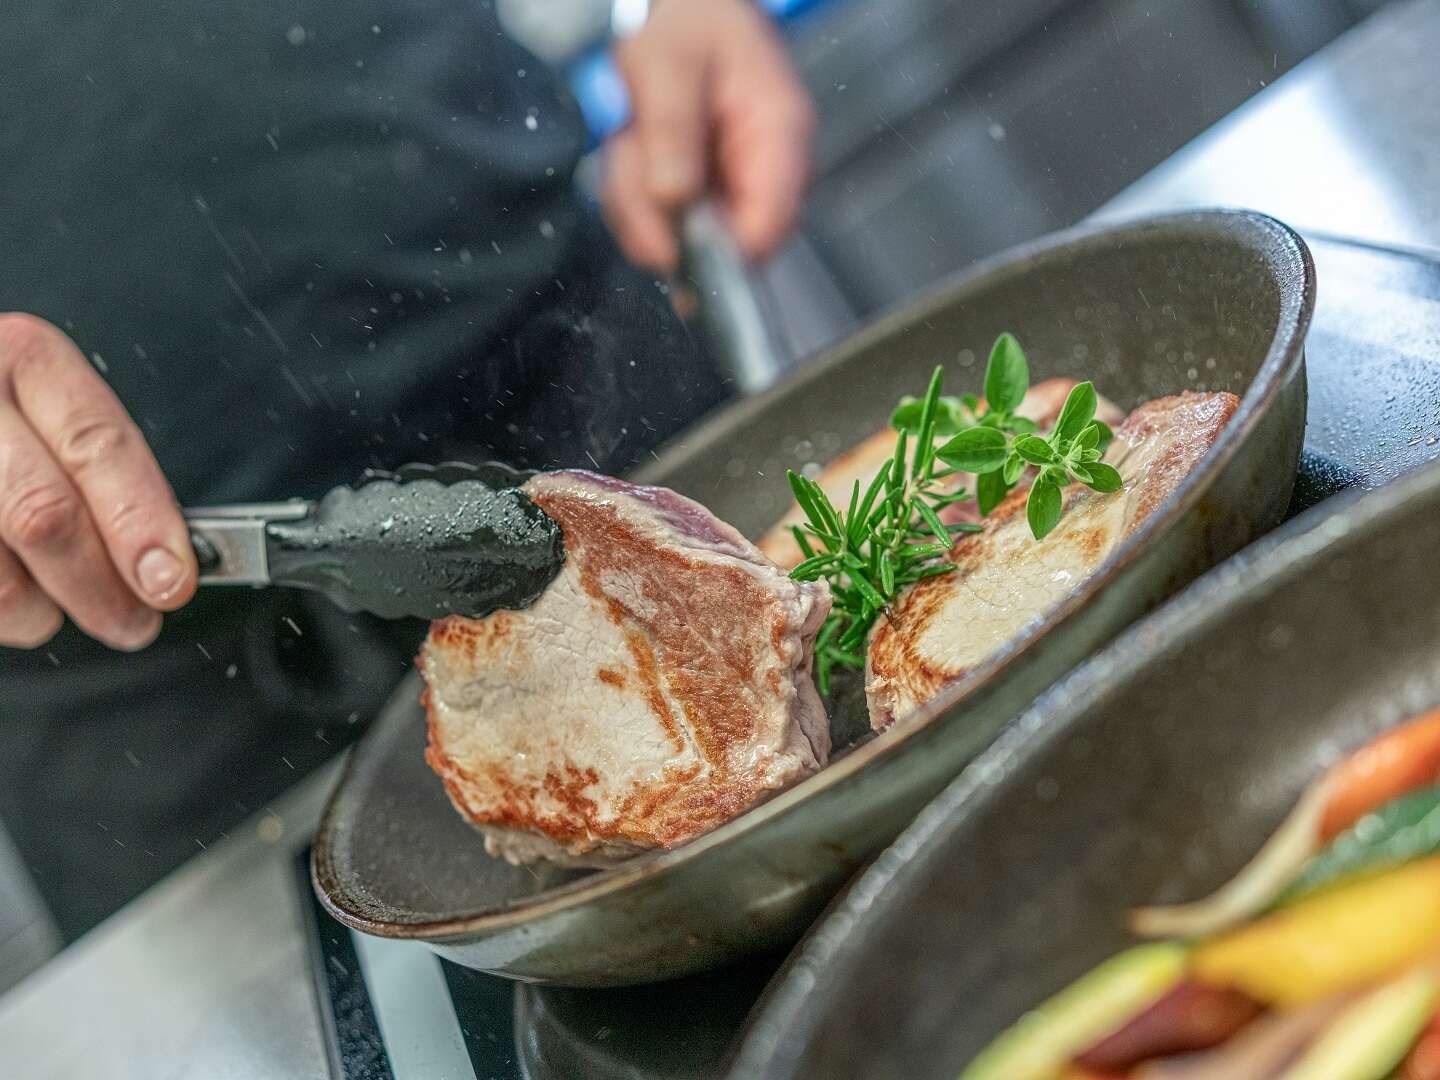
top-left (0, 0), bottom-right (726, 504)
top-left (0, 0), bottom-right (726, 940)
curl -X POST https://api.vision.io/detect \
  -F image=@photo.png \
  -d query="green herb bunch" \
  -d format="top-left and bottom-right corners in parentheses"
top-left (928, 333), bottom-right (1123, 538)
top-left (786, 333), bottom-right (1123, 694)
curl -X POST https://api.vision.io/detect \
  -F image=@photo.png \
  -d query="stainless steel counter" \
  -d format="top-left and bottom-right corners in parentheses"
top-left (4, 2), bottom-right (1440, 1076)
top-left (0, 765), bottom-right (339, 1079)
top-left (1096, 0), bottom-right (1440, 250)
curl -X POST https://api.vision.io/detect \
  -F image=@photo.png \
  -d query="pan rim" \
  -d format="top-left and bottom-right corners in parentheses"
top-left (312, 207), bottom-right (1315, 941)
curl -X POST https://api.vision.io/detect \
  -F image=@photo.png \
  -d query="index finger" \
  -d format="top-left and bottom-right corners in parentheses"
top-left (720, 95), bottom-right (813, 261)
top-left (713, 26), bottom-right (814, 260)
top-left (1, 314), bottom-right (196, 611)
top-left (614, 36), bottom-right (709, 211)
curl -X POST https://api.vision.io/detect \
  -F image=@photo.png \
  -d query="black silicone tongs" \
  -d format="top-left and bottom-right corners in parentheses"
top-left (183, 462), bottom-right (565, 620)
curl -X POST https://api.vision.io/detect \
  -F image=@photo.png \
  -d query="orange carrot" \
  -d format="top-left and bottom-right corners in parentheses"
top-left (1322, 708), bottom-right (1440, 840)
top-left (1404, 1009), bottom-right (1440, 1080)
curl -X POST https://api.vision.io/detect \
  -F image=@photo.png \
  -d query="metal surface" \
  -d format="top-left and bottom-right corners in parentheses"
top-left (797, 0), bottom-right (1332, 315)
top-left (514, 957), bottom-right (781, 1079)
top-left (0, 821), bottom-right (59, 996)
top-left (8, 228), bottom-right (1433, 1078)
top-left (0, 764), bottom-right (339, 1080)
top-left (1286, 236), bottom-right (1440, 495)
top-left (730, 457), bottom-right (1440, 1080)
top-left (1096, 0), bottom-right (1440, 253)
top-left (185, 502), bottom-right (310, 585)
top-left (350, 932), bottom-right (473, 1078)
top-left (679, 200), bottom-right (795, 393)
top-left (312, 210), bottom-right (1312, 985)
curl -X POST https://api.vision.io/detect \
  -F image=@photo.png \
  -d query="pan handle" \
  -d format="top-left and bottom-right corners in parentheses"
top-left (679, 198), bottom-right (793, 395)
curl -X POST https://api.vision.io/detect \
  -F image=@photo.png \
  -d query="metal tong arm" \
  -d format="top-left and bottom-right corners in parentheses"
top-left (185, 502), bottom-right (313, 585)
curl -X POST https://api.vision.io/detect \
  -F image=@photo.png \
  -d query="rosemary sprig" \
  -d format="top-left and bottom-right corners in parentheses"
top-left (786, 333), bottom-right (1123, 694)
top-left (787, 366), bottom-right (979, 693)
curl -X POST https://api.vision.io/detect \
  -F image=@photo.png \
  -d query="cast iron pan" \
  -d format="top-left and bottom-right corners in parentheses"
top-left (312, 210), bottom-right (1313, 985)
top-left (730, 460), bottom-right (1440, 1078)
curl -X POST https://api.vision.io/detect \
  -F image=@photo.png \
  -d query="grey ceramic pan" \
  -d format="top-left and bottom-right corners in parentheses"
top-left (312, 210), bottom-right (1313, 985)
top-left (730, 458), bottom-right (1440, 1079)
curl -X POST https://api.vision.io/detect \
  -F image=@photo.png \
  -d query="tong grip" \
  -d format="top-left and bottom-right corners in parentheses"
top-left (184, 463), bottom-right (564, 621)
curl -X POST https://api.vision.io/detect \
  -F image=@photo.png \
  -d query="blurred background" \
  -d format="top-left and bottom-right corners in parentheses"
top-left (516, 0), bottom-right (1396, 368)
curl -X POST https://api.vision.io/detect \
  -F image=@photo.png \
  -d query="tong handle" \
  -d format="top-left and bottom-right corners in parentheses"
top-left (263, 475), bottom-right (561, 620)
top-left (181, 464), bottom-right (564, 621)
top-left (185, 502), bottom-right (311, 585)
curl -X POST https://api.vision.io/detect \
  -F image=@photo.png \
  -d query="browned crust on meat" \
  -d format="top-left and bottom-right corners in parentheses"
top-left (422, 482), bottom-right (817, 852)
top-left (424, 653), bottom-right (648, 848)
top-left (544, 765), bottom-right (603, 822)
top-left (1077, 525), bottom-right (1107, 562)
top-left (867, 484), bottom-right (1032, 709)
top-left (548, 485), bottom-right (775, 771)
top-left (1116, 390), bottom-right (1239, 522)
top-left (429, 611), bottom-right (514, 650)
top-left (611, 626), bottom-right (685, 755)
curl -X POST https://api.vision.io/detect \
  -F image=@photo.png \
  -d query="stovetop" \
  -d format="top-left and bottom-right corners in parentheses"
top-left (299, 850), bottom-right (779, 1080)
top-left (299, 234), bottom-right (1440, 1080)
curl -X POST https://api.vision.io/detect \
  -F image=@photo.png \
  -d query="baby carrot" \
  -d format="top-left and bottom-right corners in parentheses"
top-left (1322, 707), bottom-right (1440, 841)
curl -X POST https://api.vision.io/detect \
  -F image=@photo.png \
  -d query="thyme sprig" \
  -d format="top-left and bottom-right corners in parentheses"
top-left (786, 333), bottom-right (1122, 694)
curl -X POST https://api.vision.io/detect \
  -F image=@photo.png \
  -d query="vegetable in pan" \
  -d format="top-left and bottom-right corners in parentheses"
top-left (963, 707), bottom-right (1440, 1080)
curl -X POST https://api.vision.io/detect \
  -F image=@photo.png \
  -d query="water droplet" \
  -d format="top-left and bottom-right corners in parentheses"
top-left (257, 814), bottom-right (285, 843)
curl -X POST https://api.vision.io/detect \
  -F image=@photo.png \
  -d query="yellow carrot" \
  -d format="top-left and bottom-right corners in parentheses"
top-left (1192, 856), bottom-right (1440, 1007)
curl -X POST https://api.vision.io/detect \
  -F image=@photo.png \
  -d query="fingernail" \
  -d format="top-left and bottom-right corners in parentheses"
top-left (137, 547), bottom-right (184, 601)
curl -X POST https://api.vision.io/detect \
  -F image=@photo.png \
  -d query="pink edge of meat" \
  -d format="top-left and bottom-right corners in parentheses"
top-left (538, 469), bottom-right (753, 555)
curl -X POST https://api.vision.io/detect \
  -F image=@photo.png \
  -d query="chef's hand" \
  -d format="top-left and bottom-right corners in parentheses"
top-left (0, 314), bottom-right (197, 650)
top-left (604, 0), bottom-right (815, 273)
